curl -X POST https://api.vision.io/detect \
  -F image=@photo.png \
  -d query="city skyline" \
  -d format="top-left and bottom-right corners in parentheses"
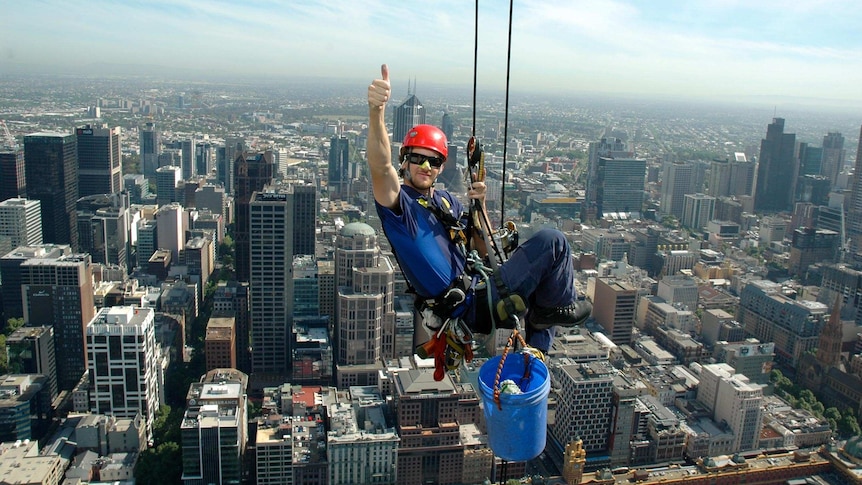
top-left (4, 1), bottom-right (862, 108)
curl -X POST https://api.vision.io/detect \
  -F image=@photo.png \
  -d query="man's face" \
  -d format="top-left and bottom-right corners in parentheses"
top-left (403, 147), bottom-right (444, 191)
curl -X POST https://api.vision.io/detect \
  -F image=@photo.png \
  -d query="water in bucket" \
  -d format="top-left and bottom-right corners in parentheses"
top-left (478, 353), bottom-right (550, 462)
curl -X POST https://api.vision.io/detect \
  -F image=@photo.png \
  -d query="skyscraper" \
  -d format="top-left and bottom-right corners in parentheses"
top-left (76, 124), bottom-right (122, 197)
top-left (754, 118), bottom-right (797, 213)
top-left (21, 253), bottom-right (95, 391)
top-left (180, 138), bottom-right (196, 179)
top-left (0, 146), bottom-right (26, 202)
top-left (23, 132), bottom-right (78, 250)
top-left (76, 193), bottom-right (129, 272)
top-left (595, 157), bottom-right (646, 217)
top-left (155, 165), bottom-right (181, 206)
top-left (707, 154), bottom-right (755, 198)
top-left (86, 306), bottom-right (161, 440)
top-left (140, 121), bottom-right (161, 178)
top-left (249, 187), bottom-right (296, 376)
top-left (6, 326), bottom-right (57, 399)
top-left (593, 278), bottom-right (636, 345)
top-left (681, 193), bottom-right (716, 230)
top-left (845, 126), bottom-right (862, 256)
top-left (660, 161), bottom-right (693, 219)
top-left (212, 281), bottom-right (251, 373)
top-left (234, 151), bottom-right (274, 282)
top-left (0, 198), bottom-right (42, 255)
top-left (293, 184), bottom-right (317, 256)
top-left (821, 132), bottom-right (845, 188)
top-left (583, 137), bottom-right (631, 221)
top-left (392, 91), bottom-right (426, 145)
top-left (328, 135), bottom-right (351, 199)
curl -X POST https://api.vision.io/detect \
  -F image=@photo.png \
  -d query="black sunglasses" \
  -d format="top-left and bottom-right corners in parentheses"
top-left (405, 153), bottom-right (445, 168)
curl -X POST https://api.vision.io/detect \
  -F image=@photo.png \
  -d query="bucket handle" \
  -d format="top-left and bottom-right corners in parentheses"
top-left (493, 329), bottom-right (539, 410)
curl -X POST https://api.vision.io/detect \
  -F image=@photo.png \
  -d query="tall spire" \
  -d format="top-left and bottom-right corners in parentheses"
top-left (816, 295), bottom-right (844, 368)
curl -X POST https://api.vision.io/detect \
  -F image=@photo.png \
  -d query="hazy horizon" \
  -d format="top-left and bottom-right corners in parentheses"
top-left (4, 1), bottom-right (862, 110)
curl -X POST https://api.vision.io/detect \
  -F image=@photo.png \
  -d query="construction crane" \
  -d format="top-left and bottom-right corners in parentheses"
top-left (0, 120), bottom-right (18, 150)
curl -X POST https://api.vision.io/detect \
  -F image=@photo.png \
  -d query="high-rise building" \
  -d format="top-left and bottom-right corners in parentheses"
top-left (593, 278), bottom-right (636, 345)
top-left (180, 368), bottom-right (248, 485)
top-left (552, 360), bottom-right (615, 454)
top-left (183, 236), bottom-right (213, 302)
top-left (707, 153), bottom-right (755, 198)
top-left (788, 227), bottom-right (840, 276)
top-left (249, 188), bottom-right (296, 377)
top-left (76, 193), bottom-right (129, 272)
top-left (820, 263), bottom-right (862, 327)
top-left (180, 138), bottom-right (196, 179)
top-left (293, 185), bottom-right (317, 256)
top-left (195, 141), bottom-right (213, 177)
top-left (328, 135), bottom-right (351, 199)
top-left (660, 161), bottom-right (693, 219)
top-left (697, 363), bottom-right (764, 452)
top-left (220, 136), bottom-right (246, 196)
top-left (821, 132), bottom-right (845, 187)
top-left (234, 151), bottom-right (274, 282)
top-left (583, 137), bottom-right (632, 221)
top-left (155, 165), bottom-right (181, 206)
top-left (23, 132), bottom-right (78, 250)
top-left (797, 142), bottom-right (823, 177)
top-left (135, 219), bottom-right (157, 269)
top-left (86, 306), bottom-right (161, 440)
top-left (392, 91), bottom-right (426, 145)
top-left (6, 326), bottom-right (57, 399)
top-left (656, 274), bottom-right (699, 311)
top-left (845, 126), bottom-right (862, 256)
top-left (213, 281), bottom-right (251, 373)
top-left (755, 118), bottom-right (797, 213)
top-left (737, 280), bottom-right (828, 369)
top-left (0, 198), bottom-right (42, 255)
top-left (441, 111), bottom-right (454, 141)
top-left (155, 202), bottom-right (185, 262)
top-left (0, 146), bottom-right (26, 202)
top-left (0, 244), bottom-right (71, 323)
top-left (21, 253), bottom-right (95, 391)
top-left (76, 124), bottom-right (122, 197)
top-left (204, 316), bottom-right (236, 371)
top-left (140, 121), bottom-right (161, 178)
top-left (681, 193), bottom-right (715, 230)
top-left (594, 157), bottom-right (646, 217)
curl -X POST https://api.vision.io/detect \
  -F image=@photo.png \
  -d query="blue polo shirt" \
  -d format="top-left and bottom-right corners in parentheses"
top-left (376, 185), bottom-right (468, 299)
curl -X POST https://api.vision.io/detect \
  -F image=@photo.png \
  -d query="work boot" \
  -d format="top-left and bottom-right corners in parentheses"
top-left (528, 300), bottom-right (592, 330)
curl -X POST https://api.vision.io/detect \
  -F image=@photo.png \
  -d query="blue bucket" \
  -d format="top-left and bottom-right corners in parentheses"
top-left (478, 353), bottom-right (550, 462)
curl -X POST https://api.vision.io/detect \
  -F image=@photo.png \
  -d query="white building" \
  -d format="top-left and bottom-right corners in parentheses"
top-left (86, 306), bottom-right (161, 441)
top-left (0, 198), bottom-right (42, 255)
top-left (697, 363), bottom-right (764, 452)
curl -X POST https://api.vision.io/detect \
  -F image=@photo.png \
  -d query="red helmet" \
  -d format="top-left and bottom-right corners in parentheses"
top-left (401, 124), bottom-right (448, 161)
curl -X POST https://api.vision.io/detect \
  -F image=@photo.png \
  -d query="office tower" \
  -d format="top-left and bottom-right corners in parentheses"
top-left (195, 141), bottom-right (213, 177)
top-left (140, 121), bottom-right (161, 178)
top-left (0, 146), bottom-right (26, 202)
top-left (180, 138), bottom-right (196, 179)
top-left (76, 193), bottom-right (129, 272)
top-left (681, 193), bottom-right (715, 230)
top-left (86, 306), bottom-right (161, 440)
top-left (249, 187), bottom-right (296, 376)
top-left (795, 174), bottom-right (830, 206)
top-left (713, 340), bottom-right (775, 385)
top-left (293, 184), bottom-right (317, 256)
top-left (6, 326), bottom-right (57, 399)
top-left (155, 165), bottom-right (181, 206)
top-left (220, 136), bottom-right (246, 195)
top-left (234, 151), bottom-right (274, 282)
top-left (441, 111), bottom-right (454, 141)
top-left (22, 253), bottom-right (95, 391)
top-left (317, 260), bottom-right (335, 322)
top-left (194, 184), bottom-right (227, 220)
top-left (328, 135), bottom-right (351, 199)
top-left (124, 174), bottom-right (150, 204)
top-left (759, 216), bottom-right (787, 243)
top-left (708, 154), bottom-right (756, 198)
top-left (155, 202), bottom-right (184, 262)
top-left (788, 227), bottom-right (840, 276)
top-left (660, 161), bottom-right (693, 219)
top-left (135, 219), bottom-right (157, 269)
top-left (0, 198), bottom-right (42, 255)
top-left (846, 126), bottom-right (862, 256)
top-left (820, 263), bottom-right (862, 326)
top-left (392, 89), bottom-right (426, 145)
top-left (183, 236), bottom-right (213, 301)
top-left (697, 364), bottom-right (764, 452)
top-left (392, 368), bottom-right (484, 485)
top-left (76, 124), bottom-right (122, 197)
top-left (0, 374), bottom-right (53, 443)
top-left (23, 132), bottom-right (78, 250)
top-left (0, 244), bottom-right (71, 322)
top-left (552, 360), bottom-right (615, 454)
top-left (180, 369), bottom-right (248, 484)
top-left (656, 275), bottom-right (698, 311)
top-left (204, 316), bottom-right (236, 371)
top-left (595, 157), bottom-right (646, 218)
top-left (737, 280), bottom-right (828, 369)
top-left (583, 137), bottom-right (631, 220)
top-left (821, 132), bottom-right (845, 187)
top-left (797, 142), bottom-right (823, 177)
top-left (755, 118), bottom-right (797, 212)
top-left (593, 278), bottom-right (636, 345)
top-left (213, 281), bottom-right (251, 374)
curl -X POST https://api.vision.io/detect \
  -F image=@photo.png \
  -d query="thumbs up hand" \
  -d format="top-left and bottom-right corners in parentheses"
top-left (368, 64), bottom-right (391, 110)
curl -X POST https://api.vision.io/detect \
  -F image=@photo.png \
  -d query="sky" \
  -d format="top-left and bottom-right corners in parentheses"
top-left (3, 0), bottom-right (862, 106)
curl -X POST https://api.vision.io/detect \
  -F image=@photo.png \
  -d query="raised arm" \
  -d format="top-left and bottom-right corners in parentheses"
top-left (367, 64), bottom-right (401, 209)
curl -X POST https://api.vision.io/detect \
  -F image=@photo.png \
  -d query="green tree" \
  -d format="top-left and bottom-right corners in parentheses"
top-left (135, 442), bottom-right (182, 484)
top-left (839, 414), bottom-right (862, 437)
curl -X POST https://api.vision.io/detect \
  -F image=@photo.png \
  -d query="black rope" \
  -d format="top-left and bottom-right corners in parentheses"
top-left (500, 0), bottom-right (513, 228)
top-left (471, 0), bottom-right (479, 138)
